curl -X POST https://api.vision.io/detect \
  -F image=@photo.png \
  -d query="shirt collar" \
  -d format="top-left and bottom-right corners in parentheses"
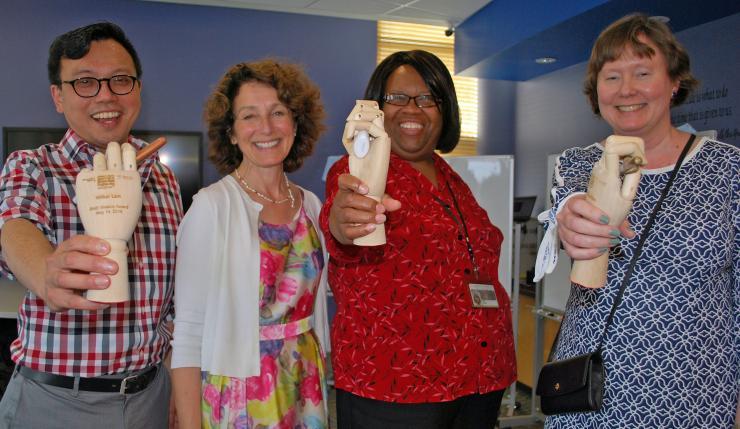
top-left (61, 128), bottom-right (145, 159)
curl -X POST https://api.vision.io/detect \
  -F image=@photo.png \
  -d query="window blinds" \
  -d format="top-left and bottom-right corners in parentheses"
top-left (378, 21), bottom-right (478, 156)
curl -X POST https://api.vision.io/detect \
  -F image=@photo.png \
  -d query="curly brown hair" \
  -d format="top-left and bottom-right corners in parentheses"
top-left (205, 60), bottom-right (326, 174)
top-left (584, 13), bottom-right (698, 115)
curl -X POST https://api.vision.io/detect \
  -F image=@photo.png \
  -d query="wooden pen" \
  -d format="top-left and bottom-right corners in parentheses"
top-left (135, 137), bottom-right (167, 163)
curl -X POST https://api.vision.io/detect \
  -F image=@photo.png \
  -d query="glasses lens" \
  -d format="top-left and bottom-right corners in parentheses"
top-left (73, 78), bottom-right (100, 97)
top-left (109, 75), bottom-right (136, 95)
top-left (385, 94), bottom-right (410, 106)
top-left (415, 95), bottom-right (438, 107)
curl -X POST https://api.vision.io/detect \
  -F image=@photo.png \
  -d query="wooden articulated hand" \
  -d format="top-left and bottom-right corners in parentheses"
top-left (571, 135), bottom-right (647, 288)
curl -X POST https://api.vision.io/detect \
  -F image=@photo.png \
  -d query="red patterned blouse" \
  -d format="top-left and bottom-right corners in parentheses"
top-left (319, 152), bottom-right (516, 403)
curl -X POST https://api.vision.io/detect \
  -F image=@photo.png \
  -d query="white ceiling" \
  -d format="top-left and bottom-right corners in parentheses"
top-left (142, 0), bottom-right (492, 28)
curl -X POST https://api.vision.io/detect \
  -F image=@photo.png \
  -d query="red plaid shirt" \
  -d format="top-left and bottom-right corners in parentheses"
top-left (320, 153), bottom-right (516, 403)
top-left (0, 129), bottom-right (182, 377)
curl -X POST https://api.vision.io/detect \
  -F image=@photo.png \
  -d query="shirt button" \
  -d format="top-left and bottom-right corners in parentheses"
top-left (464, 268), bottom-right (471, 275)
top-left (481, 341), bottom-right (488, 347)
top-left (457, 234), bottom-right (463, 240)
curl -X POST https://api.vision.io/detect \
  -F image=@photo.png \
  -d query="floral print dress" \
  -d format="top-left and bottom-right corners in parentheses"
top-left (201, 205), bottom-right (327, 429)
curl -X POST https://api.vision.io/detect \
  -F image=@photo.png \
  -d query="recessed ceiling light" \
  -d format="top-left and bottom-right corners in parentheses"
top-left (535, 57), bottom-right (557, 64)
top-left (651, 15), bottom-right (670, 23)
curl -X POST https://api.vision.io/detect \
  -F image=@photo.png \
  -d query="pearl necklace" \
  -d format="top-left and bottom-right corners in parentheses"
top-left (234, 168), bottom-right (295, 208)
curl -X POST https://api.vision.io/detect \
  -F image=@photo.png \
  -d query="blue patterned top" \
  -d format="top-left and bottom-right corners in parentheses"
top-left (544, 138), bottom-right (739, 429)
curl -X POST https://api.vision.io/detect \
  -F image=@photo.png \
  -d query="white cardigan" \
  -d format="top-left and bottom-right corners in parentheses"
top-left (171, 175), bottom-right (330, 377)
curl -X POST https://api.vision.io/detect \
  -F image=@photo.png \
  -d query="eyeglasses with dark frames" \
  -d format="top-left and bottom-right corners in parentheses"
top-left (383, 93), bottom-right (440, 108)
top-left (62, 75), bottom-right (139, 98)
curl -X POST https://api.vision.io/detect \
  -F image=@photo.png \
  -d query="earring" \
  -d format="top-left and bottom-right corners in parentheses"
top-left (671, 89), bottom-right (678, 98)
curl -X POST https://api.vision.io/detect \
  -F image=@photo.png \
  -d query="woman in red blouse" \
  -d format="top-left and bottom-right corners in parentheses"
top-left (319, 50), bottom-right (516, 428)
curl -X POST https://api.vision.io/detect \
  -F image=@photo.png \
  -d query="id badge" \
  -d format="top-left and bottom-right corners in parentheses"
top-left (468, 282), bottom-right (500, 308)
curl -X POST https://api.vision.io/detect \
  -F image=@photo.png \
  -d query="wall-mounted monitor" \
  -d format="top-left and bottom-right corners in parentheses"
top-left (2, 127), bottom-right (202, 211)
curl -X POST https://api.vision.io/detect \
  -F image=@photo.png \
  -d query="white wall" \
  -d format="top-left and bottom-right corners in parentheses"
top-left (478, 78), bottom-right (517, 155)
top-left (514, 62), bottom-right (609, 212)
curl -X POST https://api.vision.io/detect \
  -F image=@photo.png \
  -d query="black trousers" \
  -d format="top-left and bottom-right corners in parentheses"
top-left (335, 388), bottom-right (505, 429)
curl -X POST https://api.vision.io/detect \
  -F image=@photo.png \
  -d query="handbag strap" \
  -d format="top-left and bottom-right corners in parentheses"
top-left (548, 134), bottom-right (697, 361)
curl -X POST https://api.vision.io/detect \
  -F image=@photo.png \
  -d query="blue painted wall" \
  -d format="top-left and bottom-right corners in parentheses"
top-left (455, 0), bottom-right (608, 78)
top-left (457, 0), bottom-right (740, 81)
top-left (0, 0), bottom-right (376, 200)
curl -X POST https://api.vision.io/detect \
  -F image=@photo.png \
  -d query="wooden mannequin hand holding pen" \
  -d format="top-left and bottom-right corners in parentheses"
top-left (76, 137), bottom-right (166, 302)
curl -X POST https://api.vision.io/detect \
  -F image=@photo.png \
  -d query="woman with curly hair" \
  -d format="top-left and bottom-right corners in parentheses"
top-left (171, 59), bottom-right (329, 429)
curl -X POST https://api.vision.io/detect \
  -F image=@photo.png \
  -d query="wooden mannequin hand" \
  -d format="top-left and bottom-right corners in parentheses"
top-left (342, 101), bottom-right (388, 151)
top-left (342, 100), bottom-right (391, 198)
top-left (328, 173), bottom-right (401, 245)
top-left (586, 135), bottom-right (646, 228)
top-left (341, 100), bottom-right (392, 245)
top-left (76, 141), bottom-right (143, 302)
top-left (570, 135), bottom-right (646, 288)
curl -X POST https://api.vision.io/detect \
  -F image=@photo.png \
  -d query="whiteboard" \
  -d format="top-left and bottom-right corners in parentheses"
top-left (447, 156), bottom-right (513, 297)
top-left (540, 153), bottom-right (571, 313)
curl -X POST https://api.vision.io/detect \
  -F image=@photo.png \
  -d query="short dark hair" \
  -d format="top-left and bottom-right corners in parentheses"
top-left (364, 50), bottom-right (461, 153)
top-left (205, 60), bottom-right (326, 174)
top-left (48, 22), bottom-right (142, 85)
top-left (584, 13), bottom-right (698, 115)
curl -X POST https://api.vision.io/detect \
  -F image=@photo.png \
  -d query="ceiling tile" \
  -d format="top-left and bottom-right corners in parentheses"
top-left (211, 0), bottom-right (315, 7)
top-left (410, 0), bottom-right (491, 23)
top-left (141, 0), bottom-right (492, 26)
top-left (140, 0), bottom-right (315, 10)
top-left (386, 6), bottom-right (448, 21)
top-left (309, 0), bottom-right (395, 15)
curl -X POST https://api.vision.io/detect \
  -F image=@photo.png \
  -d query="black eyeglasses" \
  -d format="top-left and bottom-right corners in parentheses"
top-left (384, 93), bottom-right (440, 108)
top-left (62, 75), bottom-right (139, 98)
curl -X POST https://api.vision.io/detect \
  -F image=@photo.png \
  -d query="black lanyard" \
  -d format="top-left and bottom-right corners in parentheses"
top-left (432, 180), bottom-right (480, 278)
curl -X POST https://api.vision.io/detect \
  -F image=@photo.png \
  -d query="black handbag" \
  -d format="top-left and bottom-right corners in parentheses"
top-left (536, 134), bottom-right (695, 416)
top-left (537, 350), bottom-right (604, 415)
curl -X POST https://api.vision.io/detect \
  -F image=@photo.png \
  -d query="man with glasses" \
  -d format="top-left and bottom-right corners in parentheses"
top-left (0, 22), bottom-right (181, 428)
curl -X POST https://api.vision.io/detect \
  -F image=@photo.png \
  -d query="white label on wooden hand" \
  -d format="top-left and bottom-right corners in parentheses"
top-left (354, 130), bottom-right (370, 158)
